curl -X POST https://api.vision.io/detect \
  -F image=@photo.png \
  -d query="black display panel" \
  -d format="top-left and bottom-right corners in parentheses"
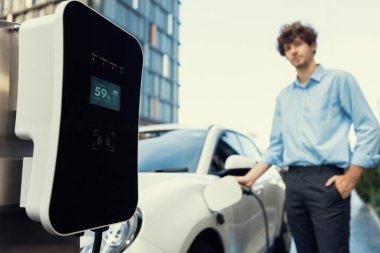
top-left (90, 75), bottom-right (121, 111)
top-left (50, 2), bottom-right (142, 234)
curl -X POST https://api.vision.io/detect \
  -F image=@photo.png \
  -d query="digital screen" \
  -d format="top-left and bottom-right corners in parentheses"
top-left (90, 76), bottom-right (121, 111)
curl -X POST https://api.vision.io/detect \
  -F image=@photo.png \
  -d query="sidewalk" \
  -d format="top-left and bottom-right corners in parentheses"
top-left (350, 190), bottom-right (380, 253)
top-left (289, 190), bottom-right (380, 253)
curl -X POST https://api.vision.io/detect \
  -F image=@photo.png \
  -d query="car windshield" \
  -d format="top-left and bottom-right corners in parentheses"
top-left (138, 129), bottom-right (207, 173)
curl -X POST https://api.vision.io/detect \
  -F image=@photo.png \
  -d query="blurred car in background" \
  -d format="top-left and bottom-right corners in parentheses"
top-left (81, 124), bottom-right (290, 253)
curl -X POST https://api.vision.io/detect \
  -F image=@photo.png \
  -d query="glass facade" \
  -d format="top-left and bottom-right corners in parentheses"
top-left (0, 0), bottom-right (181, 125)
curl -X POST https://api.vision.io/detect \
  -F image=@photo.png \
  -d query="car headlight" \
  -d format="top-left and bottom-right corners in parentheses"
top-left (81, 208), bottom-right (142, 253)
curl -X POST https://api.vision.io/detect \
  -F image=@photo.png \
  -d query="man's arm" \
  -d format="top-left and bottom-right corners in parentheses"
top-left (236, 162), bottom-right (271, 187)
top-left (237, 96), bottom-right (284, 187)
top-left (326, 73), bottom-right (380, 198)
top-left (339, 73), bottom-right (380, 169)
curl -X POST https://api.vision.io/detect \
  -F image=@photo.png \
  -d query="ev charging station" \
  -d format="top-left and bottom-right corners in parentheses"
top-left (13, 0), bottom-right (142, 237)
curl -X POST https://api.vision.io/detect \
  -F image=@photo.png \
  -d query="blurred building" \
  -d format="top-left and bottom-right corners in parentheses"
top-left (0, 0), bottom-right (181, 125)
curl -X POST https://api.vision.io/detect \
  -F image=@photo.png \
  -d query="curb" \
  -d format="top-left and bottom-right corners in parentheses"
top-left (366, 203), bottom-right (380, 229)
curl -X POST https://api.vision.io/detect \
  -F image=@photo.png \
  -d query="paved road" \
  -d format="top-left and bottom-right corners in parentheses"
top-left (289, 190), bottom-right (380, 253)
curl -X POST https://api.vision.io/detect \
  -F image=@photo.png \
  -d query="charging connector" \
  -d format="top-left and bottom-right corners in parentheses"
top-left (90, 226), bottom-right (109, 253)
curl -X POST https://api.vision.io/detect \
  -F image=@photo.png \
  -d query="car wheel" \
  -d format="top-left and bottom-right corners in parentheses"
top-left (187, 239), bottom-right (218, 253)
top-left (273, 212), bottom-right (291, 253)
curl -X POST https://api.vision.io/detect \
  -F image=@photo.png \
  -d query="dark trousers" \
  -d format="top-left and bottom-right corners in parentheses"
top-left (285, 166), bottom-right (350, 253)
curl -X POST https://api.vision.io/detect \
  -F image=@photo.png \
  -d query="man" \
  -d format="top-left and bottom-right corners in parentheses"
top-left (237, 21), bottom-right (380, 253)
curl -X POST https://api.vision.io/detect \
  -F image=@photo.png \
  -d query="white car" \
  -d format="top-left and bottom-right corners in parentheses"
top-left (81, 124), bottom-right (290, 253)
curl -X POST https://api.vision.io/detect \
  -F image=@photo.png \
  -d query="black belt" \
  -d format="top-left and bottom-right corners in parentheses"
top-left (288, 165), bottom-right (344, 173)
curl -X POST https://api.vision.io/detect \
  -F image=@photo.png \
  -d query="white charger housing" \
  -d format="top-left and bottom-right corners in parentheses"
top-left (16, 0), bottom-right (142, 235)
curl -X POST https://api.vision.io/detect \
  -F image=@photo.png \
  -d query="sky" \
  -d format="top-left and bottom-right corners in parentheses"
top-left (178, 0), bottom-right (380, 149)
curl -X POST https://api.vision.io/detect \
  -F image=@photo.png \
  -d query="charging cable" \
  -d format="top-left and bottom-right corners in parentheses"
top-left (91, 226), bottom-right (109, 253)
top-left (241, 186), bottom-right (270, 253)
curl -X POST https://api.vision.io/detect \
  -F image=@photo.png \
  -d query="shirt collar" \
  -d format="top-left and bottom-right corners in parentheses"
top-left (294, 64), bottom-right (325, 88)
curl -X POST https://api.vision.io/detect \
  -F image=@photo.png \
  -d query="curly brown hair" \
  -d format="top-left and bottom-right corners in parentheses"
top-left (277, 21), bottom-right (318, 56)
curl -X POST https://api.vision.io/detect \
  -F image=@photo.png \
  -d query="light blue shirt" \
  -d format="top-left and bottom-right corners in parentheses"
top-left (262, 65), bottom-right (380, 169)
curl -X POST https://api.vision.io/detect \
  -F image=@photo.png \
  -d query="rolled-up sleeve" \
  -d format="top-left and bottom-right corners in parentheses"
top-left (339, 74), bottom-right (380, 168)
top-left (261, 96), bottom-right (284, 166)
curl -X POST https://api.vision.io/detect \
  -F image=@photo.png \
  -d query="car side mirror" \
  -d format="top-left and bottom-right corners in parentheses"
top-left (203, 176), bottom-right (242, 211)
top-left (225, 155), bottom-right (256, 170)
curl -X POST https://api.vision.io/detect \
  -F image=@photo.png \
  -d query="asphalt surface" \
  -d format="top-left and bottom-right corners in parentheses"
top-left (289, 190), bottom-right (380, 253)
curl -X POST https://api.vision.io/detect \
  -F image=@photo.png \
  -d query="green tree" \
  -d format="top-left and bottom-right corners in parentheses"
top-left (356, 159), bottom-right (380, 217)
